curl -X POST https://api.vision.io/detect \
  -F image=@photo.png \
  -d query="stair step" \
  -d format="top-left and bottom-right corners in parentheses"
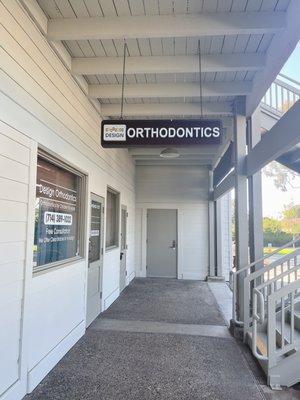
top-left (247, 330), bottom-right (268, 357)
top-left (286, 309), bottom-right (300, 332)
top-left (275, 312), bottom-right (300, 346)
top-left (288, 301), bottom-right (300, 331)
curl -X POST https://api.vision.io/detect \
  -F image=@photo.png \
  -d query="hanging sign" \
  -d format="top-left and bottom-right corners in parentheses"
top-left (101, 119), bottom-right (222, 147)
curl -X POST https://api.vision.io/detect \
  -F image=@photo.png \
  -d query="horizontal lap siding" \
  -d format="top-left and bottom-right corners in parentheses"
top-left (0, 0), bottom-right (135, 190)
top-left (220, 193), bottom-right (232, 280)
top-left (0, 126), bottom-right (31, 396)
top-left (180, 205), bottom-right (209, 280)
top-left (0, 0), bottom-right (136, 397)
top-left (136, 165), bottom-right (209, 280)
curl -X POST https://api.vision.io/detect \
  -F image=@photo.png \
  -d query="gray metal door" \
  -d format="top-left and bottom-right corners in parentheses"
top-left (119, 205), bottom-right (127, 291)
top-left (86, 194), bottom-right (104, 327)
top-left (146, 209), bottom-right (177, 278)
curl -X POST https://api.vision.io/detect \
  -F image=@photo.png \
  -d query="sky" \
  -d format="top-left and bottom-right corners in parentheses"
top-left (262, 42), bottom-right (300, 219)
top-left (262, 172), bottom-right (300, 218)
top-left (279, 42), bottom-right (300, 81)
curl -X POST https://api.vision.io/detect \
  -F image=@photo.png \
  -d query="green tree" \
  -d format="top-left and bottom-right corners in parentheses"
top-left (263, 161), bottom-right (300, 192)
top-left (281, 204), bottom-right (300, 242)
top-left (263, 217), bottom-right (292, 247)
top-left (263, 217), bottom-right (281, 232)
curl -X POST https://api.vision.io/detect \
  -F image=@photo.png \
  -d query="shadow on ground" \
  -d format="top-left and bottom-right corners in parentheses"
top-left (25, 278), bottom-right (300, 400)
top-left (102, 278), bottom-right (226, 326)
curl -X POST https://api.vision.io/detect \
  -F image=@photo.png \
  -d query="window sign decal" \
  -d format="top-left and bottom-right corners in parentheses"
top-left (101, 119), bottom-right (222, 147)
top-left (33, 157), bottom-right (81, 268)
top-left (89, 200), bottom-right (102, 263)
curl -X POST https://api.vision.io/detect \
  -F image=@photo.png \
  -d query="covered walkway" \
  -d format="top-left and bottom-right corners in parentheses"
top-left (26, 279), bottom-right (266, 400)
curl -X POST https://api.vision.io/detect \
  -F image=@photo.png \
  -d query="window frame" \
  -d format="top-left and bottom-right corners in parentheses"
top-left (33, 149), bottom-right (86, 274)
top-left (105, 186), bottom-right (120, 251)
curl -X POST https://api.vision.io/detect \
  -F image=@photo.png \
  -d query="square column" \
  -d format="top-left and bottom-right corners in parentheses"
top-left (216, 193), bottom-right (232, 281)
top-left (207, 170), bottom-right (226, 282)
top-left (234, 111), bottom-right (249, 321)
top-left (248, 107), bottom-right (263, 265)
top-left (207, 168), bottom-right (216, 279)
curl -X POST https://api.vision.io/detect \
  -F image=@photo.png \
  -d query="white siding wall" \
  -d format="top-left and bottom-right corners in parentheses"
top-left (0, 1), bottom-right (135, 398)
top-left (0, 125), bottom-right (34, 400)
top-left (220, 193), bottom-right (232, 281)
top-left (135, 165), bottom-right (209, 280)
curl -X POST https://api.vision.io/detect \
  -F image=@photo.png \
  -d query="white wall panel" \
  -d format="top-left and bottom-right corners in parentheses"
top-left (136, 165), bottom-right (209, 203)
top-left (136, 165), bottom-right (209, 280)
top-left (0, 1), bottom-right (135, 398)
top-left (28, 262), bottom-right (86, 369)
top-left (220, 193), bottom-right (232, 280)
top-left (0, 125), bottom-right (32, 400)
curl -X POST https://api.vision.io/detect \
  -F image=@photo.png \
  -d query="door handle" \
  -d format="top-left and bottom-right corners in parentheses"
top-left (170, 240), bottom-right (176, 249)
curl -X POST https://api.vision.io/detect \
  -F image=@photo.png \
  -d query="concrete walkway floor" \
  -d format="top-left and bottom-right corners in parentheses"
top-left (26, 278), bottom-right (300, 400)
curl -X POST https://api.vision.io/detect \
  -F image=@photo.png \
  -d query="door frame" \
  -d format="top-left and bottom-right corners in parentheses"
top-left (146, 208), bottom-right (178, 278)
top-left (86, 192), bottom-right (105, 327)
top-left (119, 204), bottom-right (128, 291)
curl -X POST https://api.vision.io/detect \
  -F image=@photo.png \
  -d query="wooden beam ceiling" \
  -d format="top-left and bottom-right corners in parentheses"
top-left (47, 12), bottom-right (286, 41)
top-left (89, 81), bottom-right (252, 99)
top-left (72, 54), bottom-right (266, 76)
top-left (101, 102), bottom-right (233, 117)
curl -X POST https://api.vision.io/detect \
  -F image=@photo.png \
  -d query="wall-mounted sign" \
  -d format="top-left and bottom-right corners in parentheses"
top-left (101, 119), bottom-right (222, 147)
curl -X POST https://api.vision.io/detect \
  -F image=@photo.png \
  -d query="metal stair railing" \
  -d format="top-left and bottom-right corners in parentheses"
top-left (252, 272), bottom-right (300, 367)
top-left (243, 248), bottom-right (300, 333)
top-left (231, 236), bottom-right (300, 325)
top-left (261, 73), bottom-right (300, 115)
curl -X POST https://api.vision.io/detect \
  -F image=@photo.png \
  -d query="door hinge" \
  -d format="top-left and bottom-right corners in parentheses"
top-left (125, 270), bottom-right (127, 276)
top-left (126, 244), bottom-right (128, 250)
top-left (101, 248), bottom-right (104, 255)
top-left (100, 291), bottom-right (102, 299)
top-left (126, 212), bottom-right (128, 217)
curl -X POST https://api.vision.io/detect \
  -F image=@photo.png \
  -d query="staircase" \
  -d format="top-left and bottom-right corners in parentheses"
top-left (260, 73), bottom-right (300, 173)
top-left (232, 238), bottom-right (300, 389)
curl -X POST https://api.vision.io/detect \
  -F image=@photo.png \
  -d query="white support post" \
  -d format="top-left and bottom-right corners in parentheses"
top-left (234, 110), bottom-right (249, 322)
top-left (207, 169), bottom-right (216, 280)
top-left (215, 198), bottom-right (225, 281)
top-left (248, 107), bottom-right (264, 266)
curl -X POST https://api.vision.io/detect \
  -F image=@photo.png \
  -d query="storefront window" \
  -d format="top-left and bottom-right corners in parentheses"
top-left (33, 153), bottom-right (84, 270)
top-left (106, 188), bottom-right (119, 248)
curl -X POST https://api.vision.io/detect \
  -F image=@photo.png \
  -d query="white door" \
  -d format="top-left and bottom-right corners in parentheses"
top-left (86, 194), bottom-right (104, 327)
top-left (119, 206), bottom-right (127, 291)
top-left (146, 209), bottom-right (177, 278)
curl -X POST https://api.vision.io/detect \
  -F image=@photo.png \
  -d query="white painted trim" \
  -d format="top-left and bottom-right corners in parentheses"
top-left (47, 12), bottom-right (285, 41)
top-left (128, 270), bottom-right (135, 283)
top-left (83, 181), bottom-right (91, 325)
top-left (21, 140), bottom-right (37, 395)
top-left (144, 205), bottom-right (180, 279)
top-left (0, 139), bottom-right (36, 400)
top-left (103, 287), bottom-right (119, 310)
top-left (89, 81), bottom-right (252, 99)
top-left (101, 102), bottom-right (233, 117)
top-left (247, 100), bottom-right (300, 176)
top-left (27, 321), bottom-right (85, 393)
top-left (19, 0), bottom-right (47, 35)
top-left (0, 381), bottom-right (25, 400)
top-left (246, 0), bottom-right (300, 115)
top-left (19, 0), bottom-right (101, 115)
top-left (213, 171), bottom-right (235, 201)
top-left (137, 202), bottom-right (208, 281)
top-left (72, 53), bottom-right (266, 76)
